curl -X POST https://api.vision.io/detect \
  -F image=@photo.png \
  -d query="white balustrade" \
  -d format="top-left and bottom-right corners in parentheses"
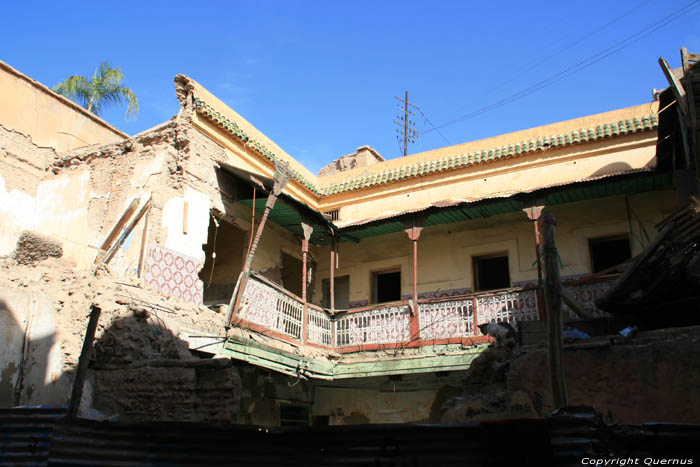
top-left (475, 289), bottom-right (539, 327)
top-left (238, 275), bottom-right (303, 340)
top-left (418, 299), bottom-right (474, 340)
top-left (335, 304), bottom-right (411, 347)
top-left (308, 305), bottom-right (332, 346)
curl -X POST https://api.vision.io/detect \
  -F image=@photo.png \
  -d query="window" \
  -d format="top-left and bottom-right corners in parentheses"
top-left (589, 235), bottom-right (631, 273)
top-left (322, 275), bottom-right (350, 309)
top-left (281, 252), bottom-right (303, 297)
top-left (372, 268), bottom-right (401, 303)
top-left (473, 254), bottom-right (510, 291)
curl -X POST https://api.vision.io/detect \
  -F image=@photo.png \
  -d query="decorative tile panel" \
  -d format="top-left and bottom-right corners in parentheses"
top-left (145, 243), bottom-right (203, 305)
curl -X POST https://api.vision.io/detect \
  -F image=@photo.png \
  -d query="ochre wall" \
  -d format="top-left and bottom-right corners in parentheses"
top-left (0, 61), bottom-right (126, 153)
top-left (312, 191), bottom-right (677, 307)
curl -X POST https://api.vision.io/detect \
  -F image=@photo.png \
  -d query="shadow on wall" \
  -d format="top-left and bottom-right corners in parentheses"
top-left (589, 161), bottom-right (634, 179)
top-left (0, 294), bottom-right (73, 409)
top-left (87, 312), bottom-right (242, 423)
top-left (0, 289), bottom-right (241, 423)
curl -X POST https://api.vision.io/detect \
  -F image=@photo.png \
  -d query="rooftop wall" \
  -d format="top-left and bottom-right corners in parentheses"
top-left (0, 61), bottom-right (127, 154)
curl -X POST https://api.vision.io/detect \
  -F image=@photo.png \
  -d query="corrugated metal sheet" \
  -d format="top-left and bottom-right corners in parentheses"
top-left (338, 172), bottom-right (673, 242)
top-left (0, 407), bottom-right (698, 466)
top-left (238, 198), bottom-right (331, 245)
top-left (0, 407), bottom-right (66, 466)
top-left (47, 419), bottom-right (486, 466)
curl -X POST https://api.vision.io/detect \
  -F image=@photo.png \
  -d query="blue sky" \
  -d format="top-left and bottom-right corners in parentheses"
top-left (3, 1), bottom-right (700, 173)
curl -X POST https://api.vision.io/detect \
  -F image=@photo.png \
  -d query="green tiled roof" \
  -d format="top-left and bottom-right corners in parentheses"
top-left (194, 97), bottom-right (658, 198)
top-left (194, 98), bottom-right (323, 195)
top-left (319, 115), bottom-right (659, 196)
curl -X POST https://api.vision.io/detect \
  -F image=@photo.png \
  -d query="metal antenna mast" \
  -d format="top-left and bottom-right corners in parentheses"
top-left (394, 91), bottom-right (418, 157)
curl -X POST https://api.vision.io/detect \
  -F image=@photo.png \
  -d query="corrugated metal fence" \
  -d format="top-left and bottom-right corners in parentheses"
top-left (0, 408), bottom-right (697, 466)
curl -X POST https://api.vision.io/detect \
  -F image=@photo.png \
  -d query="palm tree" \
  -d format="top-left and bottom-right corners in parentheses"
top-left (54, 61), bottom-right (138, 119)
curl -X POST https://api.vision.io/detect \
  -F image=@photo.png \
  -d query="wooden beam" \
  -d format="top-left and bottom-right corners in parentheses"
top-left (561, 289), bottom-right (593, 320)
top-left (97, 195), bottom-right (152, 268)
top-left (95, 198), bottom-right (139, 262)
top-left (183, 201), bottom-right (189, 235)
top-left (226, 163), bottom-right (290, 326)
top-left (137, 204), bottom-right (151, 278)
top-left (540, 212), bottom-right (568, 409)
top-left (659, 56), bottom-right (689, 119)
top-left (69, 305), bottom-right (102, 418)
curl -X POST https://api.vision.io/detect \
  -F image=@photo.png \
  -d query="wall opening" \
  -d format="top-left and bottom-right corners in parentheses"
top-left (473, 254), bottom-right (510, 291)
top-left (199, 215), bottom-right (247, 306)
top-left (372, 269), bottom-right (401, 303)
top-left (589, 235), bottom-right (631, 273)
top-left (281, 252), bottom-right (303, 298)
top-left (322, 275), bottom-right (350, 309)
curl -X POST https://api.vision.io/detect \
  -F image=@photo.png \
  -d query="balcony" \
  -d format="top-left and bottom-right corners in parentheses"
top-left (230, 272), bottom-right (613, 353)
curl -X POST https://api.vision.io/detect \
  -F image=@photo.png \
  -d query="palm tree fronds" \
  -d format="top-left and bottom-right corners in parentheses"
top-left (53, 61), bottom-right (138, 120)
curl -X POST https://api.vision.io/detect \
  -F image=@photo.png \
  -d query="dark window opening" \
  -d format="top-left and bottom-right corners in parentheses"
top-left (589, 235), bottom-right (631, 273)
top-left (200, 216), bottom-right (247, 306)
top-left (473, 254), bottom-right (510, 291)
top-left (372, 269), bottom-right (401, 303)
top-left (280, 404), bottom-right (310, 426)
top-left (281, 252), bottom-right (303, 298)
top-left (322, 275), bottom-right (350, 309)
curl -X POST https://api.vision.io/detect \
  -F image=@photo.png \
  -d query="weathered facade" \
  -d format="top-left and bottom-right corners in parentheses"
top-left (0, 60), bottom-right (692, 426)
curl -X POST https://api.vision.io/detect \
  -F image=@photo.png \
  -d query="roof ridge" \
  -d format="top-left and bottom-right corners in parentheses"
top-left (192, 94), bottom-right (658, 197)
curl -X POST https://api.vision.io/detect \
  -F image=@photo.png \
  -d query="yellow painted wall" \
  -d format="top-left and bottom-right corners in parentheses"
top-left (311, 191), bottom-right (677, 307)
top-left (0, 61), bottom-right (127, 153)
top-left (325, 134), bottom-right (657, 226)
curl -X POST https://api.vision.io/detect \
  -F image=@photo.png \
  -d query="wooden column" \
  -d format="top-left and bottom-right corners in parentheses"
top-left (403, 216), bottom-right (424, 342)
top-left (330, 238), bottom-right (336, 310)
top-left (540, 212), bottom-right (568, 409)
top-left (301, 223), bottom-right (313, 343)
top-left (226, 164), bottom-right (290, 326)
top-left (69, 305), bottom-right (102, 419)
top-left (523, 204), bottom-right (546, 320)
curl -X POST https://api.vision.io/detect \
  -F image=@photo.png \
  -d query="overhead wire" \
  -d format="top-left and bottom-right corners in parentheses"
top-left (423, 0), bottom-right (700, 134)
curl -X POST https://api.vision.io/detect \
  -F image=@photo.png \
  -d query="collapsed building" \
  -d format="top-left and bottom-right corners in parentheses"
top-left (1, 56), bottom-right (697, 427)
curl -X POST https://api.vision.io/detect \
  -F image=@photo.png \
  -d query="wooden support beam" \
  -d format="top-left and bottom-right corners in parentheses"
top-left (95, 198), bottom-right (139, 263)
top-left (96, 195), bottom-right (152, 269)
top-left (659, 56), bottom-right (689, 120)
top-left (137, 204), bottom-right (151, 279)
top-left (182, 201), bottom-right (189, 235)
top-left (330, 238), bottom-right (337, 310)
top-left (523, 203), bottom-right (546, 320)
top-left (403, 215), bottom-right (425, 341)
top-left (561, 289), bottom-right (593, 320)
top-left (69, 305), bottom-right (102, 419)
top-left (540, 212), bottom-right (568, 409)
top-left (226, 163), bottom-right (291, 326)
top-left (301, 222), bottom-right (313, 344)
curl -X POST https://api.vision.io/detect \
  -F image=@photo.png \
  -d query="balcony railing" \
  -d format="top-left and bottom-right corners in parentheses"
top-left (236, 273), bottom-right (304, 340)
top-left (335, 302), bottom-right (412, 347)
top-left (233, 273), bottom-right (614, 351)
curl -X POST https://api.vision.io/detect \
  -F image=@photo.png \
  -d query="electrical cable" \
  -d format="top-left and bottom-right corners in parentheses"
top-left (423, 0), bottom-right (700, 134)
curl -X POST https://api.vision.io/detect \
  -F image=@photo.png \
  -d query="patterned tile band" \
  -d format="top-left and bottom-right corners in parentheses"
top-left (145, 243), bottom-right (203, 305)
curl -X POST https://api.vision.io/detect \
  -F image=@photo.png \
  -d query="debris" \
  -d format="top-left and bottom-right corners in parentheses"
top-left (13, 231), bottom-right (63, 265)
top-left (562, 327), bottom-right (591, 343)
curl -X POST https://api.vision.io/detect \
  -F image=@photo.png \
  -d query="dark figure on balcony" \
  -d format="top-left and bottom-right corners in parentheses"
top-left (478, 322), bottom-right (516, 349)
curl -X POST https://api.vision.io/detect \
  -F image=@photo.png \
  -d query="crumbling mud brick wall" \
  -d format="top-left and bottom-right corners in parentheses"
top-left (441, 326), bottom-right (700, 425)
top-left (0, 124), bottom-right (58, 255)
top-left (0, 254), bottom-right (241, 422)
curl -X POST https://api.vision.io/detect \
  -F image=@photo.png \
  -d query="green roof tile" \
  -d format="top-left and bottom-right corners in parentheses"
top-left (195, 99), bottom-right (658, 197)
